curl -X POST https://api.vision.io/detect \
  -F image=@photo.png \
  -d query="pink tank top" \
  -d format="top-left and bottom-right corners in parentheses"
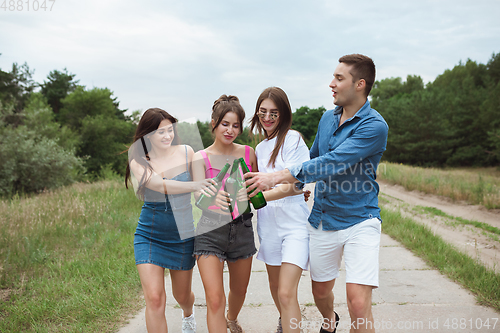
top-left (199, 146), bottom-right (252, 214)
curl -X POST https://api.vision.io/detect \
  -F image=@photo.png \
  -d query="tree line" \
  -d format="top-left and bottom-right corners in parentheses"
top-left (371, 52), bottom-right (500, 167)
top-left (1, 52), bottom-right (498, 197)
top-left (0, 60), bottom-right (137, 197)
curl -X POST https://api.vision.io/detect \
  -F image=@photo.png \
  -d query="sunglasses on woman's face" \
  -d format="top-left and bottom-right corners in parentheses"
top-left (257, 110), bottom-right (279, 121)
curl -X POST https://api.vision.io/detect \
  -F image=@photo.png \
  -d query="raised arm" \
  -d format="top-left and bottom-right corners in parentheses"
top-left (262, 183), bottom-right (304, 201)
top-left (130, 147), bottom-right (215, 195)
top-left (292, 119), bottom-right (388, 184)
top-left (245, 120), bottom-right (388, 194)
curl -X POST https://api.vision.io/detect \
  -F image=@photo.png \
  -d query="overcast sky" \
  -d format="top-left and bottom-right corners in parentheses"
top-left (1, 0), bottom-right (499, 123)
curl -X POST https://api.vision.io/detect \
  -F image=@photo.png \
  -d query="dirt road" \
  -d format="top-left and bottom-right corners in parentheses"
top-left (378, 180), bottom-right (500, 272)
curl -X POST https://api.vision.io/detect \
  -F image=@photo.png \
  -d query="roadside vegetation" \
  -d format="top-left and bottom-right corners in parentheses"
top-left (381, 208), bottom-right (500, 312)
top-left (0, 179), bottom-right (144, 332)
top-left (412, 205), bottom-right (500, 243)
top-left (378, 162), bottom-right (500, 209)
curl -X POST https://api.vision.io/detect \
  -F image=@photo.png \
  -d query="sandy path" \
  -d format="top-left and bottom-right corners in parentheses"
top-left (379, 180), bottom-right (500, 272)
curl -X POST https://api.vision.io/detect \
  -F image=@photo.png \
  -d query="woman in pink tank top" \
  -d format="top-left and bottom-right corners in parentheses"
top-left (192, 94), bottom-right (257, 333)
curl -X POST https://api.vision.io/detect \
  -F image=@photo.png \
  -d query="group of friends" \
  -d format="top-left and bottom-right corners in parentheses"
top-left (124, 54), bottom-right (389, 333)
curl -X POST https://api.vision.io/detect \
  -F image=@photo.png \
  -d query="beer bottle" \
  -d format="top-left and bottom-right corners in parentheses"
top-left (234, 161), bottom-right (252, 215)
top-left (238, 157), bottom-right (267, 209)
top-left (225, 159), bottom-right (251, 219)
top-left (195, 162), bottom-right (230, 211)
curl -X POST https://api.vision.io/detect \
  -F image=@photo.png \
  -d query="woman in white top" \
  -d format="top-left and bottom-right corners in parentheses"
top-left (249, 87), bottom-right (311, 333)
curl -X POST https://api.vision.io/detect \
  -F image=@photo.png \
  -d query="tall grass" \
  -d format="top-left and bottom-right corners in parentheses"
top-left (381, 208), bottom-right (500, 312)
top-left (377, 162), bottom-right (500, 209)
top-left (0, 180), bottom-right (144, 332)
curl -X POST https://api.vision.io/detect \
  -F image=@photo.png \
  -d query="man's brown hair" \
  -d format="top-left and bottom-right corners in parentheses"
top-left (339, 54), bottom-right (376, 97)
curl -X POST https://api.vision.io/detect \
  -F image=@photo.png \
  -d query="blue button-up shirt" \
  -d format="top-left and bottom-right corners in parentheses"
top-left (288, 100), bottom-right (388, 231)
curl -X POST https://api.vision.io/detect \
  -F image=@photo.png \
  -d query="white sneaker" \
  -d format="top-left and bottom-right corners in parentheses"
top-left (182, 312), bottom-right (196, 333)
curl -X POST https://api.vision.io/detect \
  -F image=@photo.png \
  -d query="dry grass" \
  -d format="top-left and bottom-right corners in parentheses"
top-left (377, 162), bottom-right (500, 209)
top-left (0, 180), bottom-right (144, 332)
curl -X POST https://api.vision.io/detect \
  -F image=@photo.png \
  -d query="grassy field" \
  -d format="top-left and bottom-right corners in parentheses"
top-left (377, 162), bottom-right (500, 209)
top-left (381, 207), bottom-right (500, 312)
top-left (0, 180), bottom-right (144, 332)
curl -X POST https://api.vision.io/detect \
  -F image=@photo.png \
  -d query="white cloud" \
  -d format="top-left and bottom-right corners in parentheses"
top-left (1, 0), bottom-right (499, 122)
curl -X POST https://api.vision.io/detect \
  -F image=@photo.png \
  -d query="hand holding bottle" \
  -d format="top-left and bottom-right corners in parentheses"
top-left (214, 189), bottom-right (231, 211)
top-left (195, 179), bottom-right (218, 197)
top-left (195, 162), bottom-right (230, 211)
top-left (239, 158), bottom-right (267, 209)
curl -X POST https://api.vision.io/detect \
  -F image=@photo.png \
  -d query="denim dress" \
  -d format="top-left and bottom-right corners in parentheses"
top-left (134, 169), bottom-right (196, 271)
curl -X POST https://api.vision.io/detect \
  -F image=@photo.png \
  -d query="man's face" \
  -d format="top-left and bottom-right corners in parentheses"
top-left (329, 62), bottom-right (358, 107)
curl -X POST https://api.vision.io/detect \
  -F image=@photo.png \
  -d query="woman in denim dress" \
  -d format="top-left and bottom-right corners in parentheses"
top-left (125, 108), bottom-right (215, 333)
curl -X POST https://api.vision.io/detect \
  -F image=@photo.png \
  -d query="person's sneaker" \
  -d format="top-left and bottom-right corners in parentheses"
top-left (275, 317), bottom-right (282, 333)
top-left (226, 317), bottom-right (245, 333)
top-left (182, 312), bottom-right (196, 333)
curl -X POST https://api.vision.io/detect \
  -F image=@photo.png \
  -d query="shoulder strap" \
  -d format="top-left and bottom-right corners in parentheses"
top-left (184, 145), bottom-right (188, 170)
top-left (199, 150), bottom-right (214, 178)
top-left (244, 145), bottom-right (252, 172)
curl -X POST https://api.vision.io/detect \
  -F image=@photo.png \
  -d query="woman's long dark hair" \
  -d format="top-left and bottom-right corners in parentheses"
top-left (249, 87), bottom-right (293, 168)
top-left (125, 108), bottom-right (179, 196)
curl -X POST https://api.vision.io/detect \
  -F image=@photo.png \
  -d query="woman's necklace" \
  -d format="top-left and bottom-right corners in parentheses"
top-left (212, 144), bottom-right (235, 162)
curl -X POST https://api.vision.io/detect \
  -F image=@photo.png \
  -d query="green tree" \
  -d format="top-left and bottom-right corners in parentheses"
top-left (371, 56), bottom-right (499, 167)
top-left (370, 77), bottom-right (404, 110)
top-left (375, 88), bottom-right (455, 166)
top-left (291, 106), bottom-right (326, 147)
top-left (430, 59), bottom-right (489, 165)
top-left (0, 61), bottom-right (36, 115)
top-left (40, 68), bottom-right (79, 117)
top-left (78, 114), bottom-right (136, 176)
top-left (176, 122), bottom-right (206, 152)
top-left (486, 52), bottom-right (500, 85)
top-left (371, 75), bottom-right (424, 110)
top-left (196, 120), bottom-right (214, 149)
top-left (481, 82), bottom-right (500, 161)
top-left (23, 93), bottom-right (79, 151)
top-left (57, 87), bottom-right (136, 176)
top-left (58, 86), bottom-right (119, 130)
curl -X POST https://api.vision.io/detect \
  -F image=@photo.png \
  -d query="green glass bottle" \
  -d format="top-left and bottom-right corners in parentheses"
top-left (195, 162), bottom-right (230, 211)
top-left (238, 157), bottom-right (267, 209)
top-left (234, 161), bottom-right (252, 215)
top-left (225, 159), bottom-right (251, 218)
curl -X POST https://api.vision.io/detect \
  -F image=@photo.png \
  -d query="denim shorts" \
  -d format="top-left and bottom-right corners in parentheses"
top-left (194, 212), bottom-right (257, 262)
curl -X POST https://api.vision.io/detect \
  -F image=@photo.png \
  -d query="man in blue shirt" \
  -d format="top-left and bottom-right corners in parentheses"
top-left (245, 54), bottom-right (388, 333)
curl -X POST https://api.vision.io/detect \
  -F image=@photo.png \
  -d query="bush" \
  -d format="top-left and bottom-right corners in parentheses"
top-left (0, 127), bottom-right (85, 197)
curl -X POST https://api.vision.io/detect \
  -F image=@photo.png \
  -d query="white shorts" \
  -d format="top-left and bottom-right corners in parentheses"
top-left (256, 196), bottom-right (309, 270)
top-left (308, 218), bottom-right (381, 287)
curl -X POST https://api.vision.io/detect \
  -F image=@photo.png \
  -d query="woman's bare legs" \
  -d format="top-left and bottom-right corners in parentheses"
top-left (170, 269), bottom-right (195, 317)
top-left (226, 257), bottom-right (253, 321)
top-left (278, 263), bottom-right (303, 333)
top-left (197, 255), bottom-right (226, 332)
top-left (266, 264), bottom-right (282, 315)
top-left (137, 264), bottom-right (168, 333)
